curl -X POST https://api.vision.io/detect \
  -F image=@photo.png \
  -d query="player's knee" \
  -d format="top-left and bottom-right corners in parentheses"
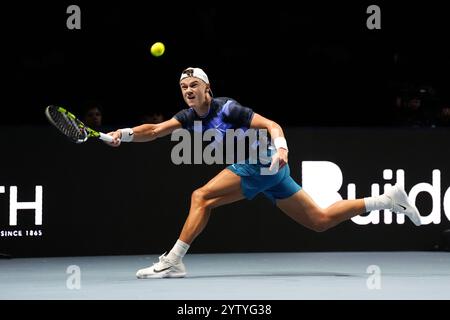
top-left (191, 188), bottom-right (209, 207)
top-left (311, 209), bottom-right (331, 233)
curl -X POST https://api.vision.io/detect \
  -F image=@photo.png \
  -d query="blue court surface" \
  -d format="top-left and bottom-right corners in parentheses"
top-left (1, 252), bottom-right (449, 300)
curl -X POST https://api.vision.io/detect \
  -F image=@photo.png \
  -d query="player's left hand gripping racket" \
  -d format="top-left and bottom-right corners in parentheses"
top-left (45, 105), bottom-right (115, 144)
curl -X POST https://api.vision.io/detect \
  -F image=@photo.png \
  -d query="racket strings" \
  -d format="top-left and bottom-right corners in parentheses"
top-left (49, 107), bottom-right (86, 142)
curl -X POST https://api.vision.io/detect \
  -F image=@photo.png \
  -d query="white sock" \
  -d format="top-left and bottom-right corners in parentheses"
top-left (364, 194), bottom-right (393, 212)
top-left (166, 239), bottom-right (190, 262)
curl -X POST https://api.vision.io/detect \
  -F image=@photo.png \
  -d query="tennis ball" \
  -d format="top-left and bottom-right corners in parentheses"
top-left (150, 42), bottom-right (165, 57)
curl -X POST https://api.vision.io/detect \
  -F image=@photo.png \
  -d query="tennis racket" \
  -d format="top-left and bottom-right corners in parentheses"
top-left (45, 105), bottom-right (115, 144)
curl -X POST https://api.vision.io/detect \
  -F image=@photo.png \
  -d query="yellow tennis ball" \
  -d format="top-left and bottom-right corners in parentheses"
top-left (150, 42), bottom-right (165, 57)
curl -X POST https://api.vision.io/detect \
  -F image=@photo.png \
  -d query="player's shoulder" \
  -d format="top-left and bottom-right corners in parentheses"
top-left (213, 97), bottom-right (244, 111)
top-left (214, 96), bottom-right (238, 105)
top-left (172, 107), bottom-right (195, 125)
top-left (174, 107), bottom-right (195, 117)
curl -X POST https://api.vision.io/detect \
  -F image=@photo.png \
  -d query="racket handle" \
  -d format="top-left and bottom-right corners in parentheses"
top-left (99, 132), bottom-right (116, 143)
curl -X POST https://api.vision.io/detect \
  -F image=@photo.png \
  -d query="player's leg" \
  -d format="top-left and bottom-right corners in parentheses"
top-left (136, 168), bottom-right (244, 279)
top-left (276, 189), bottom-right (366, 232)
top-left (178, 168), bottom-right (245, 245)
top-left (276, 183), bottom-right (421, 232)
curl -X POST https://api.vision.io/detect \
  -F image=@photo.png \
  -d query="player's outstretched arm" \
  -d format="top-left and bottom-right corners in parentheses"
top-left (106, 118), bottom-right (182, 147)
top-left (250, 113), bottom-right (289, 170)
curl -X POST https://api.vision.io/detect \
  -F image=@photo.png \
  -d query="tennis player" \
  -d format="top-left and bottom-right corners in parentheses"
top-left (107, 67), bottom-right (422, 279)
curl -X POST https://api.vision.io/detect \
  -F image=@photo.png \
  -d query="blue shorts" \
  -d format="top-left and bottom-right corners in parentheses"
top-left (227, 163), bottom-right (302, 204)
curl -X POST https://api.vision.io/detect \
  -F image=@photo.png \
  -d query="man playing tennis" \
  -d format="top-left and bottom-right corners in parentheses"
top-left (107, 67), bottom-right (422, 279)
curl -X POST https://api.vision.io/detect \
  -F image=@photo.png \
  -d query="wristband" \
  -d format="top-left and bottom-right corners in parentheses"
top-left (274, 137), bottom-right (288, 151)
top-left (119, 128), bottom-right (134, 142)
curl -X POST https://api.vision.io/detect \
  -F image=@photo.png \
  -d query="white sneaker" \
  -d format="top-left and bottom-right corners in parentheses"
top-left (136, 253), bottom-right (186, 279)
top-left (385, 185), bottom-right (422, 226)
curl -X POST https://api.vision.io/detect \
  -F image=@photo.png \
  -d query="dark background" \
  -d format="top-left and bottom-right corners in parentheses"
top-left (2, 2), bottom-right (450, 257)
top-left (4, 2), bottom-right (450, 127)
top-left (1, 126), bottom-right (449, 257)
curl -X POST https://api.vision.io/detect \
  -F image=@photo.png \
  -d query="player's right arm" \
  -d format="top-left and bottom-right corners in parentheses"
top-left (107, 118), bottom-right (182, 147)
